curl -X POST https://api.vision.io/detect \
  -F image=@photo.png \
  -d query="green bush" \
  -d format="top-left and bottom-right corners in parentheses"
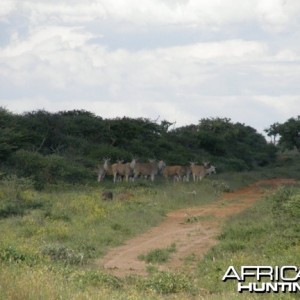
top-left (41, 244), bottom-right (84, 265)
top-left (0, 246), bottom-right (39, 266)
top-left (210, 180), bottom-right (231, 192)
top-left (140, 270), bottom-right (193, 294)
top-left (224, 158), bottom-right (249, 171)
top-left (138, 243), bottom-right (176, 264)
top-left (283, 194), bottom-right (300, 217)
top-left (88, 144), bottom-right (131, 162)
top-left (43, 155), bottom-right (91, 184)
top-left (73, 270), bottom-right (122, 289)
top-left (10, 150), bottom-right (44, 177)
top-left (272, 187), bottom-right (300, 218)
top-left (10, 150), bottom-right (92, 187)
top-left (0, 175), bottom-right (42, 218)
top-left (271, 187), bottom-right (300, 243)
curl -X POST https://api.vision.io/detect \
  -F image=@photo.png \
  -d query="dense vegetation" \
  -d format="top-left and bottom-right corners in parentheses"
top-left (0, 107), bottom-right (282, 187)
top-left (266, 116), bottom-right (300, 151)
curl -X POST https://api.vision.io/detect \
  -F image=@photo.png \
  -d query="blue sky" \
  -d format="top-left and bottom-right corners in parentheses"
top-left (0, 0), bottom-right (300, 135)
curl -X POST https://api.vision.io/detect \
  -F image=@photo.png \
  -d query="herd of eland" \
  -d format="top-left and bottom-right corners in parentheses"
top-left (97, 158), bottom-right (216, 183)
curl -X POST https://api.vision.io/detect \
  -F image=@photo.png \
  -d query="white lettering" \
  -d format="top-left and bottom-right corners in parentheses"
top-left (238, 282), bottom-right (300, 293)
top-left (222, 266), bottom-right (241, 282)
top-left (238, 282), bottom-right (253, 293)
top-left (273, 266), bottom-right (279, 281)
top-left (224, 265), bottom-right (300, 294)
top-left (241, 266), bottom-right (257, 281)
top-left (264, 282), bottom-right (278, 292)
top-left (292, 282), bottom-right (300, 292)
top-left (257, 266), bottom-right (273, 281)
top-left (281, 266), bottom-right (299, 282)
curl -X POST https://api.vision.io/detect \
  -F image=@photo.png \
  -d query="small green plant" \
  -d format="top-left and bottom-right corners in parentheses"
top-left (0, 175), bottom-right (34, 200)
top-left (73, 270), bottom-right (122, 289)
top-left (183, 253), bottom-right (197, 264)
top-left (139, 270), bottom-right (193, 294)
top-left (41, 244), bottom-right (84, 265)
top-left (211, 180), bottom-right (231, 192)
top-left (284, 194), bottom-right (300, 217)
top-left (138, 243), bottom-right (176, 264)
top-left (0, 175), bottom-right (43, 218)
top-left (0, 246), bottom-right (38, 266)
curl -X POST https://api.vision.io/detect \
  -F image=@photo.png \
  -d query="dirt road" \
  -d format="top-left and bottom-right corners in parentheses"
top-left (98, 179), bottom-right (295, 277)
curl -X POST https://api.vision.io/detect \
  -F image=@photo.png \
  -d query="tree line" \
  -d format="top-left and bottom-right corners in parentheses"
top-left (0, 107), bottom-right (298, 188)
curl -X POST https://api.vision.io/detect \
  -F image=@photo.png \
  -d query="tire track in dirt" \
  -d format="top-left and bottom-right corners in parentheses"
top-left (97, 179), bottom-right (296, 277)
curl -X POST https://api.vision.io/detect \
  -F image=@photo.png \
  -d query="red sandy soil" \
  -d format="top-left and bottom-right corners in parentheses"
top-left (97, 179), bottom-right (296, 277)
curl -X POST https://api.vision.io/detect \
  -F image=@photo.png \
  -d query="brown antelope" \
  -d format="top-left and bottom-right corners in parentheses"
top-left (97, 165), bottom-right (105, 182)
top-left (180, 165), bottom-right (192, 182)
top-left (97, 158), bottom-right (112, 182)
top-left (190, 162), bottom-right (211, 182)
top-left (133, 159), bottom-right (166, 182)
top-left (163, 165), bottom-right (183, 182)
top-left (111, 158), bottom-right (136, 183)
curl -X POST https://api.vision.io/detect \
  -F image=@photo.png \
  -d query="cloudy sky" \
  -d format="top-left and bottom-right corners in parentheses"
top-left (1, 0), bottom-right (300, 135)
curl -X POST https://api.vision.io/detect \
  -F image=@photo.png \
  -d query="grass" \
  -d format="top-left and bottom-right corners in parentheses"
top-left (0, 153), bottom-right (300, 299)
top-left (138, 243), bottom-right (177, 264)
top-left (194, 184), bottom-right (300, 298)
top-left (0, 175), bottom-right (220, 299)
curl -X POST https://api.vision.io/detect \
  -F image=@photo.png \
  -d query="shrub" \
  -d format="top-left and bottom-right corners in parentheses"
top-left (283, 194), bottom-right (300, 217)
top-left (271, 187), bottom-right (300, 242)
top-left (0, 246), bottom-right (38, 265)
top-left (0, 175), bottom-right (34, 201)
top-left (41, 244), bottom-right (84, 265)
top-left (44, 155), bottom-right (92, 183)
top-left (88, 144), bottom-right (131, 162)
top-left (73, 270), bottom-right (122, 289)
top-left (272, 187), bottom-right (300, 218)
top-left (224, 158), bottom-right (249, 171)
top-left (140, 270), bottom-right (193, 294)
top-left (210, 180), bottom-right (231, 192)
top-left (138, 243), bottom-right (176, 264)
top-left (0, 175), bottom-right (42, 218)
top-left (10, 150), bottom-right (92, 186)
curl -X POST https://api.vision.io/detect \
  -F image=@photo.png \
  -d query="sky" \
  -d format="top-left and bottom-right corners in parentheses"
top-left (0, 0), bottom-right (300, 135)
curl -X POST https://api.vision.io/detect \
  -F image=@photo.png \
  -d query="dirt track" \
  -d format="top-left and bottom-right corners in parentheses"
top-left (97, 179), bottom-right (295, 277)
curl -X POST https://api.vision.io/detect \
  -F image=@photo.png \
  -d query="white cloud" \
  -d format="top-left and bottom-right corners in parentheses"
top-left (2, 26), bottom-right (94, 57)
top-left (8, 0), bottom-right (299, 31)
top-left (256, 0), bottom-right (300, 32)
top-left (0, 0), bottom-right (16, 20)
top-left (0, 26), bottom-right (100, 88)
top-left (254, 95), bottom-right (300, 119)
top-left (22, 1), bottom-right (107, 25)
top-left (0, 30), bottom-right (271, 92)
top-left (275, 49), bottom-right (299, 61)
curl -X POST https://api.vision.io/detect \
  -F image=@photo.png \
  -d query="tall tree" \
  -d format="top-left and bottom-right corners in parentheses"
top-left (268, 117), bottom-right (300, 151)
